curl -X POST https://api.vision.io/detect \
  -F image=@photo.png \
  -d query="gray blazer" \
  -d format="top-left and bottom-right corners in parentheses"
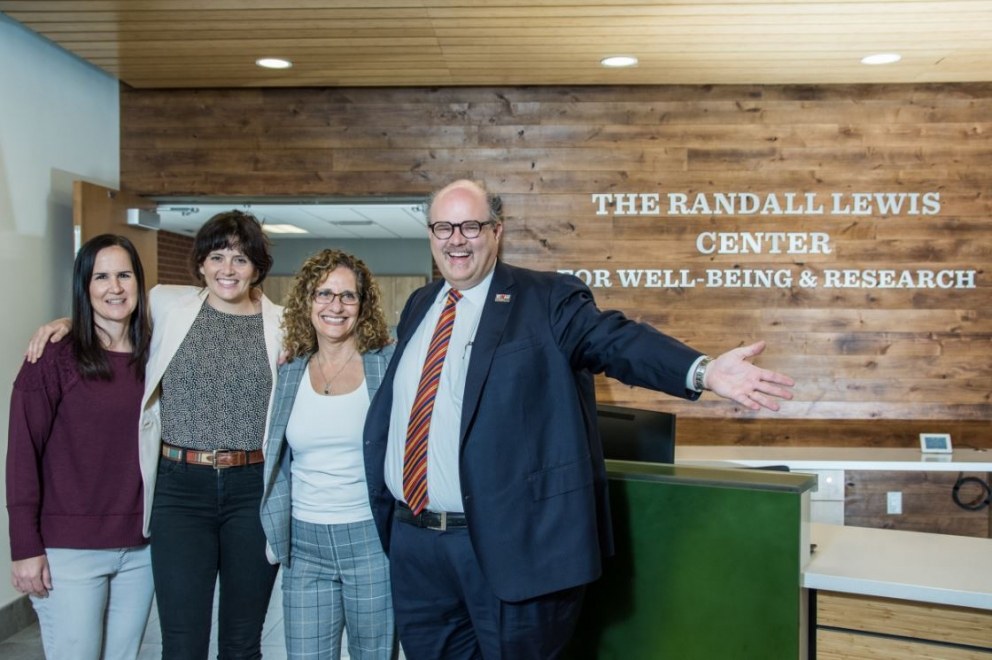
top-left (260, 344), bottom-right (394, 565)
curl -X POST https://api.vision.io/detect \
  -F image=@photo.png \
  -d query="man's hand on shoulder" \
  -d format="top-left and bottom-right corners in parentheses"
top-left (705, 341), bottom-right (795, 412)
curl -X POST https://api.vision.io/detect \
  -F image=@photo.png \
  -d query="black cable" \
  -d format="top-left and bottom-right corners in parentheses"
top-left (951, 472), bottom-right (991, 511)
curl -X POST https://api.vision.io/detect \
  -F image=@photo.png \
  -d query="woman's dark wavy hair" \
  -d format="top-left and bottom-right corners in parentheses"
top-left (71, 234), bottom-right (151, 381)
top-left (189, 210), bottom-right (273, 286)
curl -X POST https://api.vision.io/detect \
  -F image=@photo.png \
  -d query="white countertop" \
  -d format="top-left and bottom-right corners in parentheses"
top-left (803, 523), bottom-right (992, 610)
top-left (676, 446), bottom-right (992, 472)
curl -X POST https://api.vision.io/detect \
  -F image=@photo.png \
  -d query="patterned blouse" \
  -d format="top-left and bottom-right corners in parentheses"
top-left (160, 302), bottom-right (271, 451)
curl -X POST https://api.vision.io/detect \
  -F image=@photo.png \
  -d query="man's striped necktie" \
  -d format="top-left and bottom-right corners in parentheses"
top-left (403, 288), bottom-right (462, 515)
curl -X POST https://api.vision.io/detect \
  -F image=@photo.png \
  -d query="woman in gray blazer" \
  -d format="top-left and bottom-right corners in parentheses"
top-left (260, 249), bottom-right (395, 659)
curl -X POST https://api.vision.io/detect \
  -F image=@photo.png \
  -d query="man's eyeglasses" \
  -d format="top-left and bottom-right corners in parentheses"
top-left (428, 220), bottom-right (496, 240)
top-left (313, 289), bottom-right (360, 305)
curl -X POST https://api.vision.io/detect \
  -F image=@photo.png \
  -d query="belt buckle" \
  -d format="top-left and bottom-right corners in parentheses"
top-left (209, 450), bottom-right (229, 470)
top-left (427, 511), bottom-right (447, 531)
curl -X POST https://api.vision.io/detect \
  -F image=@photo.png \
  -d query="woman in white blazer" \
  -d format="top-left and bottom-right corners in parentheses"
top-left (143, 211), bottom-right (283, 659)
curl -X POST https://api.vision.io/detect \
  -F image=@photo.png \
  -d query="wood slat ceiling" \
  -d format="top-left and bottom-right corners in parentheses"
top-left (3, 1), bottom-right (991, 89)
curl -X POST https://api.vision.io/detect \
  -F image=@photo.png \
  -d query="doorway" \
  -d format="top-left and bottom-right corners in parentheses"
top-left (153, 197), bottom-right (433, 332)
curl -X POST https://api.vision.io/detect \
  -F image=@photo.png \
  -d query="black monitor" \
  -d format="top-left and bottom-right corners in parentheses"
top-left (596, 404), bottom-right (676, 464)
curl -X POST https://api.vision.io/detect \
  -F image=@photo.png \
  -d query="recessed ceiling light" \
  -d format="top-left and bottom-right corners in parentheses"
top-left (860, 53), bottom-right (901, 65)
top-left (262, 223), bottom-right (307, 234)
top-left (600, 56), bottom-right (639, 68)
top-left (256, 58), bottom-right (293, 69)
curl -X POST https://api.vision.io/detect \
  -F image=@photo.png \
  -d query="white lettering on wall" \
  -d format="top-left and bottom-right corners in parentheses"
top-left (558, 268), bottom-right (978, 290)
top-left (577, 190), bottom-right (977, 291)
top-left (822, 269), bottom-right (977, 289)
top-left (591, 191), bottom-right (941, 216)
top-left (695, 232), bottom-right (832, 255)
top-left (705, 269), bottom-right (794, 288)
top-left (558, 269), bottom-right (614, 288)
top-left (591, 193), bottom-right (661, 216)
top-left (615, 269), bottom-right (696, 288)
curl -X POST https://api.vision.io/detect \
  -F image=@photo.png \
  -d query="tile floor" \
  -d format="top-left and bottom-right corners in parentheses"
top-left (0, 575), bottom-right (291, 659)
top-left (0, 569), bottom-right (406, 659)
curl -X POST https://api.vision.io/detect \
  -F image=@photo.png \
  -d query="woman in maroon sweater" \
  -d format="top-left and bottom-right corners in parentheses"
top-left (6, 234), bottom-right (153, 660)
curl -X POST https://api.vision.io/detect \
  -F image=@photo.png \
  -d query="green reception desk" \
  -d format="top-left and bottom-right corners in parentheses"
top-left (567, 461), bottom-right (817, 660)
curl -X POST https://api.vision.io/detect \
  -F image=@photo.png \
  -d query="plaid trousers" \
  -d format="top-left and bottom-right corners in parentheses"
top-left (282, 517), bottom-right (395, 659)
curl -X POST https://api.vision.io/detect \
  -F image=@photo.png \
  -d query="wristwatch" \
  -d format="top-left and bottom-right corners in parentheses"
top-left (693, 356), bottom-right (713, 391)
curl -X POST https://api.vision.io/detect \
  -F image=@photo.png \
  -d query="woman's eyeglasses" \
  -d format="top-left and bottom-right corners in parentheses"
top-left (313, 290), bottom-right (360, 305)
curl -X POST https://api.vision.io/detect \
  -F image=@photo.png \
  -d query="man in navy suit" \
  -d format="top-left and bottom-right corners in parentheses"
top-left (363, 179), bottom-right (795, 659)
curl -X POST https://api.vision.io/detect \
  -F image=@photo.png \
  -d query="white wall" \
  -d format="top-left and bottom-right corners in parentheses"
top-left (0, 16), bottom-right (120, 609)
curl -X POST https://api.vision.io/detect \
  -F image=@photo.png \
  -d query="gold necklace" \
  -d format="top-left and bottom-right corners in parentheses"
top-left (315, 350), bottom-right (357, 395)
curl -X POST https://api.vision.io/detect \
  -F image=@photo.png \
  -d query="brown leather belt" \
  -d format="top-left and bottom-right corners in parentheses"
top-left (161, 443), bottom-right (264, 469)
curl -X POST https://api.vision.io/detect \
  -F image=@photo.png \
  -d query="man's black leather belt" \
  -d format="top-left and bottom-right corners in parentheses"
top-left (395, 502), bottom-right (467, 531)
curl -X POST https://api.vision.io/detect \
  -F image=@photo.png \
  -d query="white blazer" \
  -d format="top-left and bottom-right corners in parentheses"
top-left (137, 285), bottom-right (284, 536)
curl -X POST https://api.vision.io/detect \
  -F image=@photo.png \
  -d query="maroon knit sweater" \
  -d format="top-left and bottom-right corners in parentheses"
top-left (6, 338), bottom-right (145, 561)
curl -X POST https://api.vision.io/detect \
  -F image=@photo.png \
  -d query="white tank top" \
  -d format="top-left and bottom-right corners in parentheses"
top-left (285, 375), bottom-right (373, 524)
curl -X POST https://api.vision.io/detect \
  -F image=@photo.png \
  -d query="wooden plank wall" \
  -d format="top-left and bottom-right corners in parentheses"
top-left (120, 83), bottom-right (992, 449)
top-left (845, 471), bottom-right (991, 538)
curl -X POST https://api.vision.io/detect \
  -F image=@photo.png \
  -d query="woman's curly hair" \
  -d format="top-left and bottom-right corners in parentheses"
top-left (281, 249), bottom-right (392, 360)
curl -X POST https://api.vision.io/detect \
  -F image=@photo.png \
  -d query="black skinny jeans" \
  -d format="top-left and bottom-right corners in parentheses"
top-left (150, 459), bottom-right (278, 659)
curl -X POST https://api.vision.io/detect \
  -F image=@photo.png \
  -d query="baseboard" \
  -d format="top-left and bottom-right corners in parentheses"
top-left (0, 595), bottom-right (37, 642)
